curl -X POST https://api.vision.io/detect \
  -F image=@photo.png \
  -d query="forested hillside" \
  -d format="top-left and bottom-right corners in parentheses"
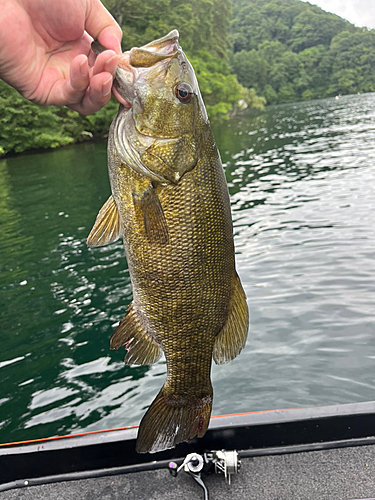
top-left (0, 0), bottom-right (264, 156)
top-left (230, 0), bottom-right (375, 103)
top-left (2, 0), bottom-right (375, 155)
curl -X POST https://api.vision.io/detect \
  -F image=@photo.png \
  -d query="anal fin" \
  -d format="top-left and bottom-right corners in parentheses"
top-left (132, 182), bottom-right (169, 245)
top-left (213, 273), bottom-right (249, 365)
top-left (111, 302), bottom-right (162, 366)
top-left (87, 195), bottom-right (122, 247)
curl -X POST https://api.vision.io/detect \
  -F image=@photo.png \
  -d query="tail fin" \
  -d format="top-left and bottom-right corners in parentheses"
top-left (136, 387), bottom-right (212, 454)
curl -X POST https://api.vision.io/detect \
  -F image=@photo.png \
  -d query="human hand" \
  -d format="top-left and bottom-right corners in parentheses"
top-left (0, 0), bottom-right (123, 114)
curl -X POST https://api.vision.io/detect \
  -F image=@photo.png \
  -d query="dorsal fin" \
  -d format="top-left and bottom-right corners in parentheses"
top-left (87, 195), bottom-right (122, 247)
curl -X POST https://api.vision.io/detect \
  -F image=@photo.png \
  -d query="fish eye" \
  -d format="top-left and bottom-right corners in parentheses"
top-left (175, 83), bottom-right (193, 103)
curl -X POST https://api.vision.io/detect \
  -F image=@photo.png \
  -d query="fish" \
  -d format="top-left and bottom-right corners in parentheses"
top-left (87, 30), bottom-right (249, 454)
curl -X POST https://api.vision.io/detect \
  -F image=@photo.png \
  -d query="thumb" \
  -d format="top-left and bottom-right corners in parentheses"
top-left (85, 0), bottom-right (122, 53)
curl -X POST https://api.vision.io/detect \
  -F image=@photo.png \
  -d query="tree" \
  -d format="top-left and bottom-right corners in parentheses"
top-left (0, 82), bottom-right (74, 155)
top-left (289, 9), bottom-right (352, 52)
top-left (229, 0), bottom-right (375, 104)
top-left (231, 50), bottom-right (268, 92)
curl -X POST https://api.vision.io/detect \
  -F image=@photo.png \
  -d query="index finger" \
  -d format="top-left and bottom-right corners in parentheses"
top-left (85, 0), bottom-right (122, 53)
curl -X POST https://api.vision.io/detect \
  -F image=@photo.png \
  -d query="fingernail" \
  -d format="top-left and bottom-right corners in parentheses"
top-left (80, 60), bottom-right (88, 78)
top-left (102, 77), bottom-right (113, 96)
top-left (107, 54), bottom-right (119, 65)
top-left (105, 55), bottom-right (119, 76)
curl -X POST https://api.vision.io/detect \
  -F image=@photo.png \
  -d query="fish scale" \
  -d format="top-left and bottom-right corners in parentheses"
top-left (88, 30), bottom-right (249, 454)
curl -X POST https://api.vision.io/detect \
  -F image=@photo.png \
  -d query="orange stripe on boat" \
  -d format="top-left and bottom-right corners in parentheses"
top-left (0, 408), bottom-right (299, 448)
top-left (0, 425), bottom-right (138, 447)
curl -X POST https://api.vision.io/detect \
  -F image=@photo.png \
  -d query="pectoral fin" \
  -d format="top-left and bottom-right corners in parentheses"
top-left (132, 182), bottom-right (169, 245)
top-left (213, 273), bottom-right (249, 364)
top-left (87, 195), bottom-right (122, 247)
top-left (111, 303), bottom-right (162, 366)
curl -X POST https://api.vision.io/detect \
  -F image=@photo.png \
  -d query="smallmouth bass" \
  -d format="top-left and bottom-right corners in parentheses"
top-left (88, 31), bottom-right (249, 454)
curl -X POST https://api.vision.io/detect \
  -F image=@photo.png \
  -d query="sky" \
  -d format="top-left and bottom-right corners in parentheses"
top-left (303, 0), bottom-right (375, 29)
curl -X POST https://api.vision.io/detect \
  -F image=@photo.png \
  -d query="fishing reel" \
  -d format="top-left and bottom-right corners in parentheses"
top-left (168, 449), bottom-right (240, 500)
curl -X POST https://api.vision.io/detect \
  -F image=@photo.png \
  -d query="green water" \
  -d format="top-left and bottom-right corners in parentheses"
top-left (1, 94), bottom-right (375, 443)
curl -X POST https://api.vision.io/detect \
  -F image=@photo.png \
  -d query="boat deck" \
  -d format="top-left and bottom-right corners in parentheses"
top-left (2, 444), bottom-right (375, 499)
top-left (2, 402), bottom-right (375, 499)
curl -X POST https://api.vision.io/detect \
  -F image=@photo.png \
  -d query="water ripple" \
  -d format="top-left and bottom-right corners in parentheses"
top-left (1, 94), bottom-right (375, 442)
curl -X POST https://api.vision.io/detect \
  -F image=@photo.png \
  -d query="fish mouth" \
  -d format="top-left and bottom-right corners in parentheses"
top-left (141, 29), bottom-right (179, 53)
top-left (129, 29), bottom-right (179, 67)
top-left (112, 87), bottom-right (131, 109)
top-left (114, 30), bottom-right (180, 109)
top-left (90, 40), bottom-right (132, 109)
top-left (91, 31), bottom-right (179, 109)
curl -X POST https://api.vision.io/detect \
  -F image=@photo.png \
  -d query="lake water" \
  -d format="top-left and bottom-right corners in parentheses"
top-left (0, 94), bottom-right (374, 444)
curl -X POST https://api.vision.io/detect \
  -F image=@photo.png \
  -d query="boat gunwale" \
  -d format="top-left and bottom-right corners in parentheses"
top-left (1, 400), bottom-right (375, 453)
top-left (1, 401), bottom-right (375, 491)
